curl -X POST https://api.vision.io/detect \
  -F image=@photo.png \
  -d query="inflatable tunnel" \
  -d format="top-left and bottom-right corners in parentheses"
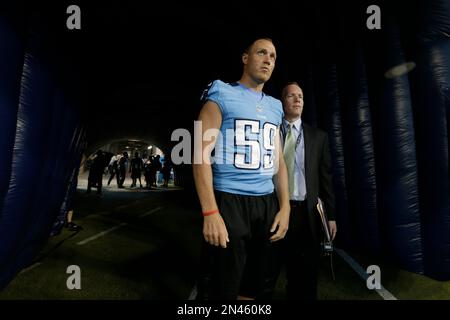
top-left (0, 7), bottom-right (85, 288)
top-left (315, 0), bottom-right (449, 278)
top-left (279, 0), bottom-right (449, 278)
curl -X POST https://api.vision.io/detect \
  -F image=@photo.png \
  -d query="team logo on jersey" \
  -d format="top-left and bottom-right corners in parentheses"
top-left (256, 104), bottom-right (264, 113)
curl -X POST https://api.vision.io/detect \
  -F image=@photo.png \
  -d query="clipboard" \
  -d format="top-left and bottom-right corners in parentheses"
top-left (317, 198), bottom-right (332, 244)
top-left (317, 198), bottom-right (335, 280)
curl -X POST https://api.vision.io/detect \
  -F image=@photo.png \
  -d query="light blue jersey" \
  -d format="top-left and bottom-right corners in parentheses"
top-left (203, 79), bottom-right (284, 196)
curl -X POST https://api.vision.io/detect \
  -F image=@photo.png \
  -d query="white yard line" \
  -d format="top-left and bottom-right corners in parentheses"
top-left (335, 248), bottom-right (398, 300)
top-left (139, 206), bottom-right (164, 218)
top-left (19, 262), bottom-right (43, 274)
top-left (76, 223), bottom-right (128, 245)
top-left (77, 206), bottom-right (165, 245)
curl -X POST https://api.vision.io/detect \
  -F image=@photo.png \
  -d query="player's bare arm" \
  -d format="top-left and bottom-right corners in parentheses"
top-left (193, 101), bottom-right (230, 248)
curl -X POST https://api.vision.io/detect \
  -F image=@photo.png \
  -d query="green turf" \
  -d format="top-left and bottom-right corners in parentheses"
top-left (1, 188), bottom-right (449, 300)
top-left (342, 251), bottom-right (450, 300)
top-left (0, 189), bottom-right (202, 300)
top-left (272, 253), bottom-right (381, 300)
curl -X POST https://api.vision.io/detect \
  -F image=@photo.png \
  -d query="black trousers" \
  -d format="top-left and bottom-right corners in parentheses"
top-left (118, 168), bottom-right (126, 187)
top-left (87, 173), bottom-right (102, 194)
top-left (287, 201), bottom-right (321, 299)
top-left (197, 191), bottom-right (279, 300)
top-left (269, 200), bottom-right (321, 300)
top-left (108, 168), bottom-right (120, 186)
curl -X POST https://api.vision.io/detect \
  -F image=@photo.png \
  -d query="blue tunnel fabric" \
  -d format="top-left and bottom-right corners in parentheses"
top-left (408, 0), bottom-right (450, 280)
top-left (310, 3), bottom-right (352, 250)
top-left (324, 67), bottom-right (351, 249)
top-left (303, 0), bottom-right (448, 277)
top-left (0, 15), bottom-right (25, 215)
top-left (13, 96), bottom-right (85, 278)
top-left (0, 45), bottom-right (57, 285)
top-left (338, 46), bottom-right (381, 254)
top-left (0, 14), bottom-right (85, 288)
top-left (365, 16), bottom-right (423, 273)
top-left (314, 63), bottom-right (352, 249)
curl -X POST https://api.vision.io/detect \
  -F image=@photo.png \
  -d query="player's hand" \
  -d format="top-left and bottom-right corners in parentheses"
top-left (269, 207), bottom-right (290, 242)
top-left (328, 220), bottom-right (337, 241)
top-left (203, 213), bottom-right (230, 248)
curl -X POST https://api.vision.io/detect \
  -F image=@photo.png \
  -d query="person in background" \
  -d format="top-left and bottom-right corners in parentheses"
top-left (87, 150), bottom-right (106, 195)
top-left (130, 152), bottom-right (143, 188)
top-left (274, 81), bottom-right (337, 300)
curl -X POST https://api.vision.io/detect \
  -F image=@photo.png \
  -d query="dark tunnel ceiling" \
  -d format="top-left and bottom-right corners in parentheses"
top-left (78, 2), bottom-right (299, 153)
top-left (39, 0), bottom-right (421, 154)
top-left (81, 1), bottom-right (342, 153)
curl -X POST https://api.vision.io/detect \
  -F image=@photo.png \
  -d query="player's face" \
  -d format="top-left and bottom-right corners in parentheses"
top-left (243, 39), bottom-right (277, 84)
top-left (283, 84), bottom-right (304, 119)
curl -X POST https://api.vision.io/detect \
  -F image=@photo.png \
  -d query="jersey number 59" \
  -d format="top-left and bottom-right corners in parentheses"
top-left (234, 120), bottom-right (277, 170)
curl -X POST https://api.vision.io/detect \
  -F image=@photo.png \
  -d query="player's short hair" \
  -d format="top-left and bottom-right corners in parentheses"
top-left (243, 38), bottom-right (274, 54)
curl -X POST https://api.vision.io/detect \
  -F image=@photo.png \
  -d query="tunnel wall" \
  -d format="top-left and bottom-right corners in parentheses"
top-left (303, 0), bottom-right (448, 278)
top-left (0, 9), bottom-right (85, 288)
top-left (364, 15), bottom-right (423, 273)
top-left (0, 12), bottom-right (25, 218)
top-left (408, 0), bottom-right (450, 280)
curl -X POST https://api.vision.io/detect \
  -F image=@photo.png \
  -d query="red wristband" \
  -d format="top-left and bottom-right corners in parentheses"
top-left (202, 209), bottom-right (219, 216)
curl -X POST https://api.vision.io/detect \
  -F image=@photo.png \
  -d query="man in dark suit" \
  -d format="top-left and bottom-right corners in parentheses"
top-left (277, 81), bottom-right (337, 300)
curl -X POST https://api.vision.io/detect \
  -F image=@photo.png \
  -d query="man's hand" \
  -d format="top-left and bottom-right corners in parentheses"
top-left (328, 220), bottom-right (337, 241)
top-left (269, 207), bottom-right (290, 242)
top-left (203, 213), bottom-right (230, 248)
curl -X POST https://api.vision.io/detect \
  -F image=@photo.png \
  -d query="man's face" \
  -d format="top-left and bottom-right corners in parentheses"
top-left (242, 39), bottom-right (277, 84)
top-left (283, 84), bottom-right (304, 119)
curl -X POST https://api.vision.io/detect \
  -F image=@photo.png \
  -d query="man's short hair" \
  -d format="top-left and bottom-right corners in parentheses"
top-left (243, 38), bottom-right (274, 54)
top-left (281, 81), bottom-right (302, 99)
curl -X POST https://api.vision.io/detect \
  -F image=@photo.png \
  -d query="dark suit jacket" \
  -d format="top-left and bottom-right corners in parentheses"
top-left (282, 121), bottom-right (336, 243)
